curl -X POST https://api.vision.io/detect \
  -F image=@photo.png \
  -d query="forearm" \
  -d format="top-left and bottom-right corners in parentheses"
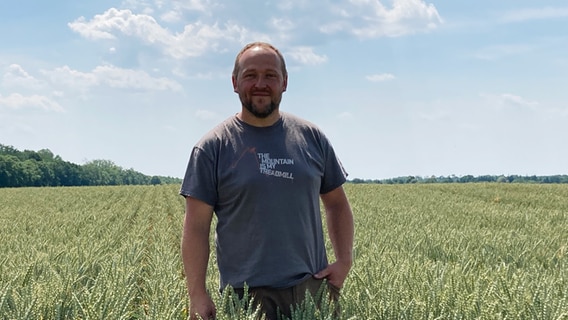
top-left (181, 221), bottom-right (211, 297)
top-left (322, 187), bottom-right (354, 266)
top-left (316, 187), bottom-right (354, 288)
top-left (181, 197), bottom-right (214, 298)
top-left (327, 204), bottom-right (354, 266)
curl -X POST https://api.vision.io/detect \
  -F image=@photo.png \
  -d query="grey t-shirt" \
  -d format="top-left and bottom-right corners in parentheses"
top-left (180, 112), bottom-right (347, 289)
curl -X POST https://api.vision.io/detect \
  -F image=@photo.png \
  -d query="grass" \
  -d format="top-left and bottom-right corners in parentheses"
top-left (0, 183), bottom-right (567, 319)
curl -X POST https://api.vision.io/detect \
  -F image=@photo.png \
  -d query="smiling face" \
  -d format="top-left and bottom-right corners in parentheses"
top-left (232, 45), bottom-right (288, 124)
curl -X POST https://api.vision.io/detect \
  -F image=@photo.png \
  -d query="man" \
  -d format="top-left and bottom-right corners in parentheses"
top-left (180, 42), bottom-right (354, 320)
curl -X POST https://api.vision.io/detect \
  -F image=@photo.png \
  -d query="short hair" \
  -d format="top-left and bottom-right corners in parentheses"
top-left (232, 42), bottom-right (288, 79)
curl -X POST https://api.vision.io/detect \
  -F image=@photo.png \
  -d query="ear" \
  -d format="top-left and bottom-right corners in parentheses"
top-left (282, 75), bottom-right (288, 92)
top-left (232, 75), bottom-right (238, 92)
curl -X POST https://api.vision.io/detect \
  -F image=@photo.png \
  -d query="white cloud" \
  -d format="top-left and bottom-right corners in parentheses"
top-left (68, 8), bottom-right (171, 41)
top-left (270, 18), bottom-right (295, 32)
top-left (126, 0), bottom-right (216, 19)
top-left (286, 47), bottom-right (328, 65)
top-left (160, 10), bottom-right (182, 23)
top-left (43, 66), bottom-right (97, 89)
top-left (166, 21), bottom-right (247, 59)
top-left (173, 0), bottom-right (215, 12)
top-left (2, 64), bottom-right (45, 89)
top-left (68, 8), bottom-right (248, 59)
top-left (480, 93), bottom-right (568, 120)
top-left (323, 0), bottom-right (442, 38)
top-left (0, 93), bottom-right (64, 112)
top-left (501, 6), bottom-right (568, 23)
top-left (480, 93), bottom-right (539, 110)
top-left (366, 73), bottom-right (395, 82)
top-left (499, 93), bottom-right (539, 108)
top-left (93, 65), bottom-right (182, 91)
top-left (68, 1), bottom-right (442, 64)
top-left (159, 0), bottom-right (217, 23)
top-left (42, 65), bottom-right (182, 91)
top-left (122, 0), bottom-right (154, 11)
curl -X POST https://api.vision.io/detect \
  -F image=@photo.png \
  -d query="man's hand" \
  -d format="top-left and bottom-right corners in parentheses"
top-left (189, 292), bottom-right (216, 320)
top-left (314, 260), bottom-right (352, 289)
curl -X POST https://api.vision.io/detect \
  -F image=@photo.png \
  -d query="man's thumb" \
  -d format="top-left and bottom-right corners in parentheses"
top-left (314, 268), bottom-right (329, 279)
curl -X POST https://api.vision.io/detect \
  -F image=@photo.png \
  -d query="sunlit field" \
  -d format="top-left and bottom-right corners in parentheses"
top-left (1, 184), bottom-right (567, 319)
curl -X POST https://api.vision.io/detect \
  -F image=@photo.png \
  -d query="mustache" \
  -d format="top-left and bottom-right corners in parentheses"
top-left (251, 88), bottom-right (271, 94)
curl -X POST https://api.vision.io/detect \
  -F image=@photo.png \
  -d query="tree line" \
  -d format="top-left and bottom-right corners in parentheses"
top-left (350, 174), bottom-right (568, 184)
top-left (4, 143), bottom-right (565, 188)
top-left (0, 144), bottom-right (181, 188)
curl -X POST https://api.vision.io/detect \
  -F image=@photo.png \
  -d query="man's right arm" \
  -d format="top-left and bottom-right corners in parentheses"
top-left (181, 196), bottom-right (216, 320)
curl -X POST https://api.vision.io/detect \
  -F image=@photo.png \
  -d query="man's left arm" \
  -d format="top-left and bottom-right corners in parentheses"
top-left (315, 185), bottom-right (354, 288)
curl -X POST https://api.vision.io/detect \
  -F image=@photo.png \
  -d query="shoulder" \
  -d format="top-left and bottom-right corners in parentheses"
top-left (195, 115), bottom-right (240, 147)
top-left (281, 112), bottom-right (329, 143)
top-left (281, 112), bottom-right (322, 133)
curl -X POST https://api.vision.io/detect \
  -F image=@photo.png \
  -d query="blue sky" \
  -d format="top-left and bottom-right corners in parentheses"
top-left (1, 0), bottom-right (567, 180)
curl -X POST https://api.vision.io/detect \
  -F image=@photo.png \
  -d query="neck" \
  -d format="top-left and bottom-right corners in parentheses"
top-left (238, 109), bottom-right (281, 127)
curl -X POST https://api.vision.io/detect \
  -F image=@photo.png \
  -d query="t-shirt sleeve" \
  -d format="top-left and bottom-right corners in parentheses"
top-left (179, 146), bottom-right (218, 206)
top-left (319, 134), bottom-right (348, 194)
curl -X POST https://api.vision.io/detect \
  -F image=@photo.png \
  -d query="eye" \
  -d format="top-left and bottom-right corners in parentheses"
top-left (243, 73), bottom-right (256, 79)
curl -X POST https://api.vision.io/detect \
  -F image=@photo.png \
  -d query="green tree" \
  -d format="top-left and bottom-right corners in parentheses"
top-left (19, 159), bottom-right (42, 186)
top-left (150, 176), bottom-right (162, 185)
top-left (0, 155), bottom-right (20, 187)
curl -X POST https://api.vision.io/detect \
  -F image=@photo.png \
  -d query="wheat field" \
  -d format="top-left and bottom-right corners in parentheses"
top-left (1, 183), bottom-right (567, 319)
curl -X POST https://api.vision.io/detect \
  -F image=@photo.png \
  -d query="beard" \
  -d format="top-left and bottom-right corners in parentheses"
top-left (243, 100), bottom-right (278, 118)
top-left (240, 93), bottom-right (281, 119)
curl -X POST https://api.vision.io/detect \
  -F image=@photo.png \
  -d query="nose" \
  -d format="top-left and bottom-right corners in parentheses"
top-left (254, 76), bottom-right (268, 88)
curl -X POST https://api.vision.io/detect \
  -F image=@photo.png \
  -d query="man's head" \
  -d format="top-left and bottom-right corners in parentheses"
top-left (232, 42), bottom-right (288, 120)
top-left (232, 42), bottom-right (288, 80)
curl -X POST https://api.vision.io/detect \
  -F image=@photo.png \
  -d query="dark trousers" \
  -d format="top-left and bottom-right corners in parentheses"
top-left (234, 277), bottom-right (340, 320)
